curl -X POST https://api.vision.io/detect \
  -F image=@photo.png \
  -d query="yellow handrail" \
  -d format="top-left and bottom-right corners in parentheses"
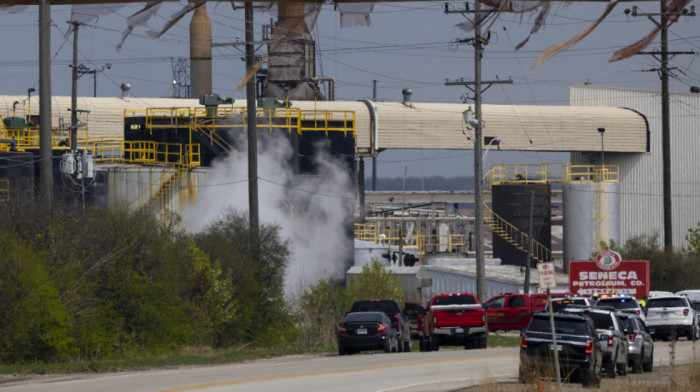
top-left (483, 203), bottom-right (550, 263)
top-left (486, 163), bottom-right (619, 189)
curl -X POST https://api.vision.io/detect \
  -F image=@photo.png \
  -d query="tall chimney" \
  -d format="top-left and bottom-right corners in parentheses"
top-left (190, 2), bottom-right (212, 98)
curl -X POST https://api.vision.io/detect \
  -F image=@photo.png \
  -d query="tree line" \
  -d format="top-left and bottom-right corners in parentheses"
top-left (0, 193), bottom-right (405, 363)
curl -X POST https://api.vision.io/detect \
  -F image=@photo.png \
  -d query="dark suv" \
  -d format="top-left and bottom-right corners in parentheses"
top-left (519, 312), bottom-right (602, 387)
top-left (350, 299), bottom-right (412, 352)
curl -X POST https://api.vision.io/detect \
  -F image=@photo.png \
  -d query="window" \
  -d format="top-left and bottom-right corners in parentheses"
top-left (508, 296), bottom-right (526, 307)
top-left (647, 298), bottom-right (687, 308)
top-left (486, 296), bottom-right (505, 308)
top-left (435, 295), bottom-right (477, 306)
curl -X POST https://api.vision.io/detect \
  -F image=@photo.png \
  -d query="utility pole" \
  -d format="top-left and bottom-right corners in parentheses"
top-left (626, 2), bottom-right (695, 251)
top-left (524, 190), bottom-right (535, 294)
top-left (445, 1), bottom-right (512, 302)
top-left (245, 1), bottom-right (259, 240)
top-left (372, 79), bottom-right (377, 191)
top-left (39, 0), bottom-right (52, 209)
top-left (69, 21), bottom-right (80, 150)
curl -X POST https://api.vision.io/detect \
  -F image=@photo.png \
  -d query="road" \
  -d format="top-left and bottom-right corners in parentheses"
top-left (2, 341), bottom-right (698, 392)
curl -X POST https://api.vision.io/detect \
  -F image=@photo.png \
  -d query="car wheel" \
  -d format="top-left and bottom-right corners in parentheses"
top-left (617, 360), bottom-right (628, 376)
top-left (384, 338), bottom-right (392, 353)
top-left (396, 335), bottom-right (403, 353)
top-left (419, 335), bottom-right (429, 352)
top-left (632, 352), bottom-right (643, 374)
top-left (403, 336), bottom-right (412, 352)
top-left (430, 335), bottom-right (440, 351)
top-left (606, 354), bottom-right (617, 378)
top-left (518, 367), bottom-right (527, 384)
top-left (479, 334), bottom-right (488, 349)
top-left (643, 348), bottom-right (654, 372)
top-left (338, 344), bottom-right (346, 356)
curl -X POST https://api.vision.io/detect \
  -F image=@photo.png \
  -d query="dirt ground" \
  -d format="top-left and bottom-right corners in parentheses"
top-left (452, 362), bottom-right (699, 392)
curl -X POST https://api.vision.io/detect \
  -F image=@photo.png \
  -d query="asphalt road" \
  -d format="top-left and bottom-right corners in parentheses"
top-left (1, 341), bottom-right (698, 392)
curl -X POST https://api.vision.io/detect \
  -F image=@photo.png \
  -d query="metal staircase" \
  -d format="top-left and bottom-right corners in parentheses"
top-left (483, 203), bottom-right (551, 263)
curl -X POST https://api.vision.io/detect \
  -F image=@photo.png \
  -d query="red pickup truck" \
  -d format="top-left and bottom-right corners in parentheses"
top-left (484, 293), bottom-right (548, 332)
top-left (418, 292), bottom-right (487, 351)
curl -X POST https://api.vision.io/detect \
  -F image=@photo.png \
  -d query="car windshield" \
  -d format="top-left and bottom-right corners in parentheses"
top-left (434, 295), bottom-right (476, 306)
top-left (647, 298), bottom-right (686, 308)
top-left (529, 317), bottom-right (588, 335)
top-left (619, 317), bottom-right (633, 330)
top-left (344, 312), bottom-right (383, 323)
top-left (598, 298), bottom-right (638, 309)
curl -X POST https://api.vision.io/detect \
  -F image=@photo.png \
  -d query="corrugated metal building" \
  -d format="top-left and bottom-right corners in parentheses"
top-left (570, 85), bottom-right (700, 250)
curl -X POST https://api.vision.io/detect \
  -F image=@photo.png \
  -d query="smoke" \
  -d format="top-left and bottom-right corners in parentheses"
top-left (182, 126), bottom-right (354, 294)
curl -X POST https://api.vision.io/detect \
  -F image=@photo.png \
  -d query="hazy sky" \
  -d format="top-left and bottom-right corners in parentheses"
top-left (1, 1), bottom-right (698, 178)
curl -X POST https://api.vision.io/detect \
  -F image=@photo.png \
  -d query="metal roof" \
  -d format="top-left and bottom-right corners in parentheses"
top-left (0, 95), bottom-right (649, 154)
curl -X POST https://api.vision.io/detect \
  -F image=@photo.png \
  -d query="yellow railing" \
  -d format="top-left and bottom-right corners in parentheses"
top-left (0, 178), bottom-right (9, 201)
top-left (486, 163), bottom-right (619, 189)
top-left (483, 203), bottom-right (550, 263)
top-left (125, 106), bottom-right (355, 138)
top-left (0, 125), bottom-right (89, 151)
top-left (86, 139), bottom-right (200, 169)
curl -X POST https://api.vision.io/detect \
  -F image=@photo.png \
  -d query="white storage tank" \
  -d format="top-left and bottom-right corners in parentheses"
top-left (563, 182), bottom-right (621, 272)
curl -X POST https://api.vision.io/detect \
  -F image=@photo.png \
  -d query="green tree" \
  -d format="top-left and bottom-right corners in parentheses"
top-left (194, 208), bottom-right (291, 347)
top-left (0, 231), bottom-right (76, 362)
top-left (291, 278), bottom-right (351, 349)
top-left (347, 259), bottom-right (406, 304)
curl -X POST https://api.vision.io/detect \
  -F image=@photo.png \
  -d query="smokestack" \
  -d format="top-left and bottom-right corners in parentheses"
top-left (190, 2), bottom-right (212, 98)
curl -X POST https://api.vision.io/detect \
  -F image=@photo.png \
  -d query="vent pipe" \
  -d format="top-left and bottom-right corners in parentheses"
top-left (402, 88), bottom-right (412, 105)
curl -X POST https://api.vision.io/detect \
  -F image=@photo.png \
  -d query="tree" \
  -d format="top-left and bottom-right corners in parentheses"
top-left (347, 259), bottom-right (406, 304)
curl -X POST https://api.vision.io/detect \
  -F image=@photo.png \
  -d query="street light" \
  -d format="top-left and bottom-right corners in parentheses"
top-left (482, 136), bottom-right (502, 178)
top-left (27, 88), bottom-right (35, 123)
top-left (598, 127), bottom-right (605, 180)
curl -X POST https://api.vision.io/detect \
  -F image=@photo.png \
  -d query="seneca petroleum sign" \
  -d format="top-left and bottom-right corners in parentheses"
top-left (569, 252), bottom-right (649, 298)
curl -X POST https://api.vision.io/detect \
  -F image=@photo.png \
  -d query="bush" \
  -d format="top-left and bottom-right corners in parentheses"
top-left (0, 231), bottom-right (76, 362)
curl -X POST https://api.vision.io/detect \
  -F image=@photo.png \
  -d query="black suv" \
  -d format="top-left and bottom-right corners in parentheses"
top-left (520, 312), bottom-right (603, 387)
top-left (350, 299), bottom-right (412, 352)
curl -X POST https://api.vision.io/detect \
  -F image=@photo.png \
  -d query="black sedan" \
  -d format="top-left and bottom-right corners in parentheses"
top-left (337, 312), bottom-right (398, 355)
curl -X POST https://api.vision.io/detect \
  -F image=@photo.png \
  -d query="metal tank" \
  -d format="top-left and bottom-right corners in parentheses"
top-left (562, 182), bottom-right (620, 272)
top-left (491, 184), bottom-right (551, 267)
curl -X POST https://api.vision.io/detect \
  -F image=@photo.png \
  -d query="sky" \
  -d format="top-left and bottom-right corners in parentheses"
top-left (0, 1), bottom-right (698, 178)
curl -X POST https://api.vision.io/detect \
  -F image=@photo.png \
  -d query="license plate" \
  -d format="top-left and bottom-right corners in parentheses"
top-left (549, 344), bottom-right (562, 351)
top-left (454, 328), bottom-right (464, 334)
top-left (649, 328), bottom-right (655, 333)
top-left (356, 328), bottom-right (367, 335)
top-left (662, 312), bottom-right (670, 317)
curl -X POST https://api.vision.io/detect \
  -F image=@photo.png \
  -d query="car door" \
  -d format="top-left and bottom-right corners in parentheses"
top-left (485, 295), bottom-right (506, 330)
top-left (504, 295), bottom-right (529, 330)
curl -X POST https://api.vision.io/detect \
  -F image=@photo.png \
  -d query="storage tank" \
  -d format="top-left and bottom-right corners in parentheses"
top-left (562, 182), bottom-right (620, 272)
top-left (491, 184), bottom-right (551, 267)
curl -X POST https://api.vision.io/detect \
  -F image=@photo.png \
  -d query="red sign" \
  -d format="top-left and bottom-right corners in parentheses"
top-left (569, 260), bottom-right (650, 299)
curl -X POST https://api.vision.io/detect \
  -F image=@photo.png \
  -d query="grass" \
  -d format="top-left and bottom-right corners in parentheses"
top-left (0, 346), bottom-right (335, 376)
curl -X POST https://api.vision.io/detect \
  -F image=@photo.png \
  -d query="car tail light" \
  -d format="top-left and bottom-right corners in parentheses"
top-left (608, 335), bottom-right (614, 348)
top-left (521, 334), bottom-right (528, 350)
top-left (377, 323), bottom-right (386, 333)
top-left (338, 325), bottom-right (347, 335)
top-left (684, 308), bottom-right (690, 316)
top-left (394, 315), bottom-right (400, 328)
top-left (636, 309), bottom-right (641, 315)
top-left (586, 339), bottom-right (594, 355)
top-left (644, 311), bottom-right (648, 318)
top-left (628, 332), bottom-right (637, 342)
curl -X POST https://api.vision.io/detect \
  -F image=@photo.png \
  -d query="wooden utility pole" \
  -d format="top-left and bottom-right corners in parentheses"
top-left (245, 2), bottom-right (259, 239)
top-left (39, 0), bottom-right (52, 208)
top-left (445, 2), bottom-right (512, 302)
top-left (70, 21), bottom-right (80, 150)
